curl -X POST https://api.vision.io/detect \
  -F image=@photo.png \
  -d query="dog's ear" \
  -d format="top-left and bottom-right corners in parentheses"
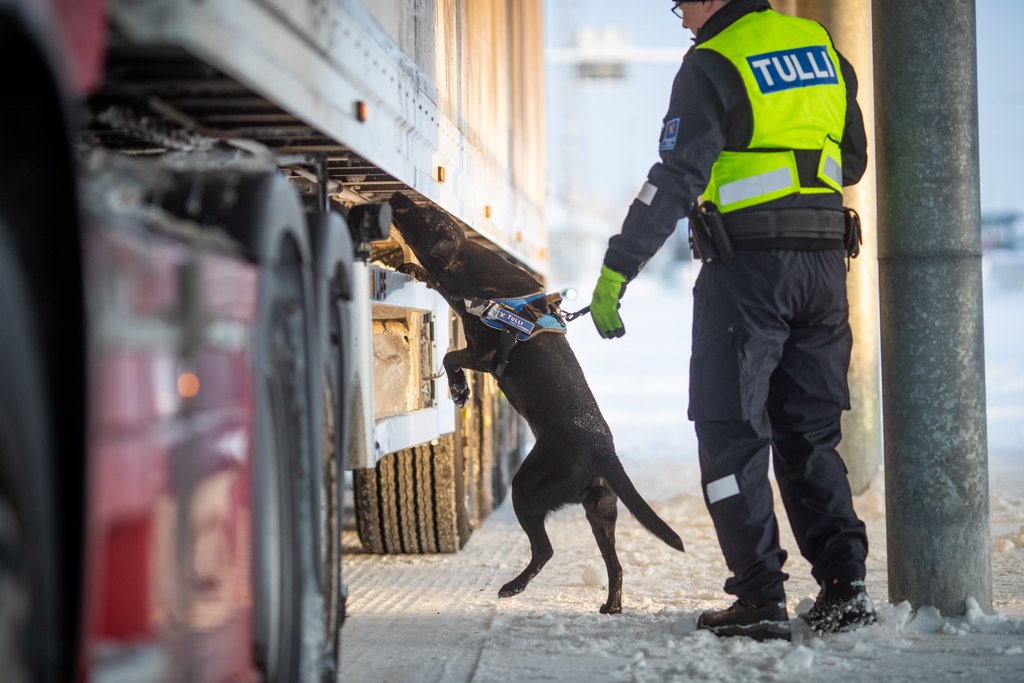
top-left (429, 237), bottom-right (458, 267)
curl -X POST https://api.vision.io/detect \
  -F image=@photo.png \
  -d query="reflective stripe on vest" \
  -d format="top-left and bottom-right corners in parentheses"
top-left (696, 10), bottom-right (847, 213)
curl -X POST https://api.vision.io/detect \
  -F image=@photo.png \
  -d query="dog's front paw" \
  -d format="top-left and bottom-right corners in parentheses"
top-left (450, 381), bottom-right (470, 408)
top-left (599, 601), bottom-right (622, 615)
top-left (397, 262), bottom-right (428, 282)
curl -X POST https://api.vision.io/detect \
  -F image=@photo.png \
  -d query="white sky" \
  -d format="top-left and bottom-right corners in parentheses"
top-left (976, 0), bottom-right (1024, 214)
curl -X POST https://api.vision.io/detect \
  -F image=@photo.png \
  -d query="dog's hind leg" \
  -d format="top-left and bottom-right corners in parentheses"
top-left (498, 488), bottom-right (553, 598)
top-left (498, 445), bottom-right (562, 599)
top-left (584, 480), bottom-right (623, 614)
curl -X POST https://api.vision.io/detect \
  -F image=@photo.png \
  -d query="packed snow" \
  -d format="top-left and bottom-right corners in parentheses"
top-left (339, 257), bottom-right (1024, 682)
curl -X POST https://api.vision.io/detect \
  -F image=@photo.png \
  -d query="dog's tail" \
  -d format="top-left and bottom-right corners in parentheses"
top-left (600, 454), bottom-right (685, 552)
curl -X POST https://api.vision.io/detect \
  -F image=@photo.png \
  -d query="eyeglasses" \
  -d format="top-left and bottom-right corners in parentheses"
top-left (671, 2), bottom-right (685, 18)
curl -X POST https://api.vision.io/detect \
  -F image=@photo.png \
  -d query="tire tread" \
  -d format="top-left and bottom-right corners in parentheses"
top-left (354, 436), bottom-right (461, 553)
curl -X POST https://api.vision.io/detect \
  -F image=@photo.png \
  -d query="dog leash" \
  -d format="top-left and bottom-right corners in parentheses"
top-left (563, 305), bottom-right (590, 322)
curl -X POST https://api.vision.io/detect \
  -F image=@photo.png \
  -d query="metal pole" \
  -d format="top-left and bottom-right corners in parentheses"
top-left (872, 0), bottom-right (991, 615)
top-left (794, 0), bottom-right (881, 496)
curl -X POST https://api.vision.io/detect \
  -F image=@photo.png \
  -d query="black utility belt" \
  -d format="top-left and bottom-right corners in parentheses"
top-left (689, 203), bottom-right (862, 264)
top-left (723, 209), bottom-right (845, 241)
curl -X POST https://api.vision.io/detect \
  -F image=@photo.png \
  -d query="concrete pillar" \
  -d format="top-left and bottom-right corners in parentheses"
top-left (772, 0), bottom-right (799, 17)
top-left (794, 0), bottom-right (881, 496)
top-left (872, 0), bottom-right (991, 615)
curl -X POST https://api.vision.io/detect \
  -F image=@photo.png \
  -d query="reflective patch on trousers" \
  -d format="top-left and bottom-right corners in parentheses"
top-left (706, 474), bottom-right (740, 504)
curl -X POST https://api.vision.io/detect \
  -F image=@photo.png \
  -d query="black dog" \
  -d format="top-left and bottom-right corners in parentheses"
top-left (388, 193), bottom-right (684, 614)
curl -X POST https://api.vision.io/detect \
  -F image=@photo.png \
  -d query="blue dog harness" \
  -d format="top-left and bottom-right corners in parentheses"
top-left (464, 292), bottom-right (566, 377)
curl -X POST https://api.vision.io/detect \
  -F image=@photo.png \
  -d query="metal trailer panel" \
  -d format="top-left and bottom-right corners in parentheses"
top-left (108, 0), bottom-right (548, 274)
top-left (345, 265), bottom-right (456, 469)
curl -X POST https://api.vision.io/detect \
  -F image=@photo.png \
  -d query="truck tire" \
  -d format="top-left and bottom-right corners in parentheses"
top-left (353, 435), bottom-right (464, 553)
top-left (353, 361), bottom-right (521, 554)
top-left (307, 210), bottom-right (354, 675)
top-left (0, 221), bottom-right (62, 683)
top-left (319, 367), bottom-right (344, 667)
top-left (253, 247), bottom-right (320, 681)
top-left (156, 172), bottom-right (327, 682)
top-left (250, 231), bottom-right (326, 683)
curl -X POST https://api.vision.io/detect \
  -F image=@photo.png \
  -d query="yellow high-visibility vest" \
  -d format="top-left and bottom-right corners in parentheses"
top-left (697, 9), bottom-right (846, 213)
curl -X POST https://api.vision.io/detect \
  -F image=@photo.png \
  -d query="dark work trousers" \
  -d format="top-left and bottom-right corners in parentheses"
top-left (688, 249), bottom-right (868, 602)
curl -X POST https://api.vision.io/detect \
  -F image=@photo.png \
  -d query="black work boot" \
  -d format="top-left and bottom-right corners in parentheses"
top-left (800, 579), bottom-right (876, 634)
top-left (697, 599), bottom-right (791, 641)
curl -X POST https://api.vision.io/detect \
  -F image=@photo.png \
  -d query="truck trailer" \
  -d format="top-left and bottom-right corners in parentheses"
top-left (0, 0), bottom-right (546, 680)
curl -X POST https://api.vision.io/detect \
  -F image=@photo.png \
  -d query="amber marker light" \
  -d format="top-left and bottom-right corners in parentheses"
top-left (178, 372), bottom-right (201, 398)
top-left (355, 100), bottom-right (368, 122)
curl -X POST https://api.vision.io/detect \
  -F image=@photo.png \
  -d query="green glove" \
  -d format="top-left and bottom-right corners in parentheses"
top-left (590, 265), bottom-right (628, 339)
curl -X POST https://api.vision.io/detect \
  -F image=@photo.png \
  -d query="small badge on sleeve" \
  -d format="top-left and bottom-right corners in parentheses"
top-left (660, 117), bottom-right (680, 151)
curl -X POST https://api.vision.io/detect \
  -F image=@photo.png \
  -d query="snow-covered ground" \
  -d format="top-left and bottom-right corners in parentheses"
top-left (339, 256), bottom-right (1024, 682)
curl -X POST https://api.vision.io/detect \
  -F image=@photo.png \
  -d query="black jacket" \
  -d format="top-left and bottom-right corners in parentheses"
top-left (604, 0), bottom-right (868, 279)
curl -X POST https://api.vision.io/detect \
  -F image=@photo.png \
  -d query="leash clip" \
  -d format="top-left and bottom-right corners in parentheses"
top-left (563, 305), bottom-right (590, 322)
